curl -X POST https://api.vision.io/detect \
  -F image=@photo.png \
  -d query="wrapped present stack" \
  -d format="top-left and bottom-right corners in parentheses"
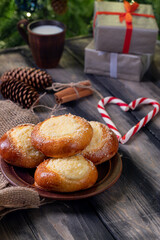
top-left (84, 0), bottom-right (159, 81)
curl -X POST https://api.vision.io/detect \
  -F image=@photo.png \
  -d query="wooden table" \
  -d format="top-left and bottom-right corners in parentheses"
top-left (0, 36), bottom-right (160, 240)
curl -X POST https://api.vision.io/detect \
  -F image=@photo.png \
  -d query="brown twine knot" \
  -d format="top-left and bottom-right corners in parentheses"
top-left (46, 81), bottom-right (103, 99)
top-left (46, 82), bottom-right (88, 91)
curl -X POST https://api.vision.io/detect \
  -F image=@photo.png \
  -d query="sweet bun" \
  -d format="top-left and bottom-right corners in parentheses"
top-left (82, 121), bottom-right (118, 165)
top-left (31, 114), bottom-right (93, 158)
top-left (0, 124), bottom-right (45, 168)
top-left (34, 155), bottom-right (98, 192)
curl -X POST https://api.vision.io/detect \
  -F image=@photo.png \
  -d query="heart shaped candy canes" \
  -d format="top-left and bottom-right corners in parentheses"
top-left (97, 97), bottom-right (160, 144)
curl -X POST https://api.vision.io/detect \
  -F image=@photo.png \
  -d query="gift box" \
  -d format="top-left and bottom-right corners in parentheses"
top-left (84, 40), bottom-right (152, 81)
top-left (93, 1), bottom-right (159, 54)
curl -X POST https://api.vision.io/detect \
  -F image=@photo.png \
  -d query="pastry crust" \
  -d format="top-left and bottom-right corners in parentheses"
top-left (0, 124), bottom-right (45, 168)
top-left (34, 155), bottom-right (98, 192)
top-left (82, 121), bottom-right (118, 165)
top-left (31, 114), bottom-right (93, 158)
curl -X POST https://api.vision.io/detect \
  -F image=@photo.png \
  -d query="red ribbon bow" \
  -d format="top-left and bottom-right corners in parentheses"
top-left (93, 0), bottom-right (155, 53)
top-left (119, 0), bottom-right (139, 23)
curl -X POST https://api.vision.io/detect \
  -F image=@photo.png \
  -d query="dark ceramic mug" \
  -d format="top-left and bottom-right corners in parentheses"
top-left (17, 19), bottom-right (66, 68)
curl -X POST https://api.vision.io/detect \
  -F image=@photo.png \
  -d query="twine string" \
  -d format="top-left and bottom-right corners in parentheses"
top-left (46, 81), bottom-right (103, 99)
top-left (30, 92), bottom-right (66, 117)
top-left (30, 81), bottom-right (103, 117)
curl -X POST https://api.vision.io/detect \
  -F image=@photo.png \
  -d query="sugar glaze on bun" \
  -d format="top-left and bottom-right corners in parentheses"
top-left (34, 155), bottom-right (98, 192)
top-left (0, 124), bottom-right (45, 168)
top-left (82, 121), bottom-right (118, 165)
top-left (31, 114), bottom-right (93, 158)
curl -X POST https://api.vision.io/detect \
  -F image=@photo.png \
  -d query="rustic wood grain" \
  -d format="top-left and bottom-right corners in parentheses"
top-left (0, 211), bottom-right (37, 240)
top-left (0, 37), bottom-right (160, 240)
top-left (64, 37), bottom-right (160, 239)
top-left (22, 201), bottom-right (115, 240)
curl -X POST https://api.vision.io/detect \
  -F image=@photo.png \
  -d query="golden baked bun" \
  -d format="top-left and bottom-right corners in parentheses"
top-left (82, 121), bottom-right (118, 165)
top-left (0, 124), bottom-right (45, 168)
top-left (31, 114), bottom-right (93, 158)
top-left (34, 155), bottom-right (98, 192)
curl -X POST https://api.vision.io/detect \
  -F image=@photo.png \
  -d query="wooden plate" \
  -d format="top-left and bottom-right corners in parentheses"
top-left (0, 153), bottom-right (122, 200)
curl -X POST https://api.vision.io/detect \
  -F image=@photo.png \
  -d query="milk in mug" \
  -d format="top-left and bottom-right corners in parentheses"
top-left (32, 25), bottom-right (63, 35)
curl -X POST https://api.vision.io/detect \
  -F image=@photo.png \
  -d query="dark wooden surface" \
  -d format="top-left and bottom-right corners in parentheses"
top-left (0, 36), bottom-right (160, 240)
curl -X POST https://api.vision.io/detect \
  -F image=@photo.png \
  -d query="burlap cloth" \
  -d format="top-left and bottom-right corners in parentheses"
top-left (0, 100), bottom-right (52, 219)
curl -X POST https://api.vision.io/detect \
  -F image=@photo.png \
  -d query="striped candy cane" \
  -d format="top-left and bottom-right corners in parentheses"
top-left (97, 97), bottom-right (160, 144)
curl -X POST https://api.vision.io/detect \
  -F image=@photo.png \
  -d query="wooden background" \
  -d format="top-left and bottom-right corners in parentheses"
top-left (0, 37), bottom-right (160, 240)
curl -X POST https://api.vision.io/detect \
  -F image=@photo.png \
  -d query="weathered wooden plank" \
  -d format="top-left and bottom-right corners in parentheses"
top-left (0, 47), bottom-right (34, 76)
top-left (91, 176), bottom-right (160, 240)
top-left (0, 211), bottom-right (37, 240)
top-left (90, 144), bottom-right (160, 239)
top-left (23, 201), bottom-right (115, 240)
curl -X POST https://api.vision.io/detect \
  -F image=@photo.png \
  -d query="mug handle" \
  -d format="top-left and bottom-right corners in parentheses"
top-left (17, 19), bottom-right (29, 45)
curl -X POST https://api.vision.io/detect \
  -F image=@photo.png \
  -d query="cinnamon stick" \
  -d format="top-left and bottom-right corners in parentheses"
top-left (54, 80), bottom-right (93, 104)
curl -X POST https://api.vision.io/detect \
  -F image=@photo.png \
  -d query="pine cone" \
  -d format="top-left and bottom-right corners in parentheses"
top-left (51, 0), bottom-right (68, 15)
top-left (1, 67), bottom-right (52, 91)
top-left (0, 78), bottom-right (39, 109)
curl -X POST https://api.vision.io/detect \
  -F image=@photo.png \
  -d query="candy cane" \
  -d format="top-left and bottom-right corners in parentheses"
top-left (97, 97), bottom-right (160, 144)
